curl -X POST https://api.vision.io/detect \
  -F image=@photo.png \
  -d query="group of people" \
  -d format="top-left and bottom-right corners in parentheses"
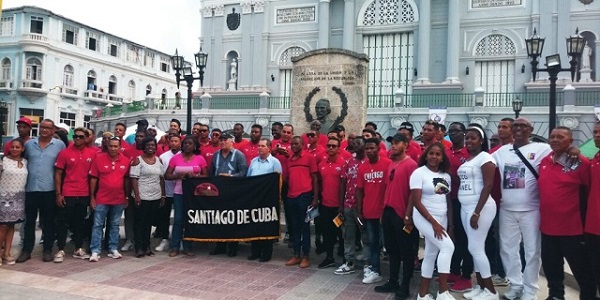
top-left (0, 115), bottom-right (599, 300)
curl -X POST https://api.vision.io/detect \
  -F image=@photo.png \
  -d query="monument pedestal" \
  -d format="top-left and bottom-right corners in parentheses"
top-left (580, 68), bottom-right (593, 82)
top-left (227, 79), bottom-right (237, 91)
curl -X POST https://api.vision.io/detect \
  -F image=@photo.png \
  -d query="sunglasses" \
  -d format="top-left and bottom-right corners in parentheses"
top-left (72, 134), bottom-right (86, 140)
top-left (327, 144), bottom-right (338, 148)
top-left (109, 137), bottom-right (121, 141)
top-left (306, 133), bottom-right (316, 138)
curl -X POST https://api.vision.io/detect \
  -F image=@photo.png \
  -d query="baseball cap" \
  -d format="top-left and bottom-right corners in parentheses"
top-left (56, 123), bottom-right (70, 132)
top-left (386, 133), bottom-right (408, 143)
top-left (147, 125), bottom-right (157, 131)
top-left (136, 119), bottom-right (149, 126)
top-left (219, 132), bottom-right (234, 140)
top-left (397, 122), bottom-right (414, 134)
top-left (16, 117), bottom-right (32, 127)
top-left (334, 125), bottom-right (345, 132)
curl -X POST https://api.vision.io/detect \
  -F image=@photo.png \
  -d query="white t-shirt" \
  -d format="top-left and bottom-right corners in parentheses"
top-left (492, 142), bottom-right (551, 211)
top-left (159, 150), bottom-right (180, 197)
top-left (457, 151), bottom-right (496, 207)
top-left (409, 166), bottom-right (452, 215)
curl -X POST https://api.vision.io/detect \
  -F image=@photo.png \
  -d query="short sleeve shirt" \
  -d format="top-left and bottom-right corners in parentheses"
top-left (318, 155), bottom-right (346, 207)
top-left (287, 153), bottom-right (317, 198)
top-left (341, 157), bottom-right (366, 208)
top-left (357, 157), bottom-right (391, 219)
top-left (169, 154), bottom-right (207, 194)
top-left (586, 152), bottom-right (600, 235)
top-left (159, 150), bottom-right (180, 197)
top-left (89, 153), bottom-right (130, 205)
top-left (383, 157), bottom-right (418, 218)
top-left (409, 166), bottom-right (451, 215)
top-left (25, 138), bottom-right (66, 192)
top-left (54, 145), bottom-right (97, 197)
top-left (457, 152), bottom-right (496, 207)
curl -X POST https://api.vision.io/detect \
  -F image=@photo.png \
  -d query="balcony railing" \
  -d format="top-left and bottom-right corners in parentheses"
top-left (21, 33), bottom-right (48, 43)
top-left (0, 81), bottom-right (13, 89)
top-left (269, 97), bottom-right (290, 109)
top-left (210, 97), bottom-right (260, 110)
top-left (154, 97), bottom-right (202, 110)
top-left (21, 79), bottom-right (43, 89)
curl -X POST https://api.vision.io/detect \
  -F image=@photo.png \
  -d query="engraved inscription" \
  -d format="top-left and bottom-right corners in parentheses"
top-left (276, 6), bottom-right (316, 24)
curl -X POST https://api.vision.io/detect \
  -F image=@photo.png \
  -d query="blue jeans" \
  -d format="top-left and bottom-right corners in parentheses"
top-left (90, 204), bottom-right (125, 254)
top-left (365, 218), bottom-right (381, 273)
top-left (170, 194), bottom-right (191, 251)
top-left (288, 192), bottom-right (312, 257)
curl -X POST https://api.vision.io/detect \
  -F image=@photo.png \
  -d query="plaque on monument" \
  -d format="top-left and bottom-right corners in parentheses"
top-left (290, 49), bottom-right (369, 136)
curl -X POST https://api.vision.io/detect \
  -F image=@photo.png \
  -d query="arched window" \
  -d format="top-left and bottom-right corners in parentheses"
top-left (108, 75), bottom-right (117, 95)
top-left (474, 34), bottom-right (516, 57)
top-left (474, 34), bottom-right (516, 104)
top-left (63, 65), bottom-right (74, 87)
top-left (278, 47), bottom-right (306, 99)
top-left (279, 47), bottom-right (305, 67)
top-left (128, 80), bottom-right (136, 100)
top-left (2, 58), bottom-right (11, 81)
top-left (362, 0), bottom-right (416, 26)
top-left (145, 84), bottom-right (152, 96)
top-left (87, 70), bottom-right (97, 91)
top-left (25, 57), bottom-right (42, 81)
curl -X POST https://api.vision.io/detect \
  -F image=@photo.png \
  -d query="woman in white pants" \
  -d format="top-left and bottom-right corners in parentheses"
top-left (458, 125), bottom-right (498, 300)
top-left (407, 143), bottom-right (455, 300)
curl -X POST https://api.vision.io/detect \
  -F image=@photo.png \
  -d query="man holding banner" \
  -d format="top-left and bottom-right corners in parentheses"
top-left (247, 138), bottom-right (282, 262)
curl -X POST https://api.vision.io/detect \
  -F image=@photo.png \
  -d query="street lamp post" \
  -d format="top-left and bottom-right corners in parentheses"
top-left (0, 99), bottom-right (7, 151)
top-left (512, 97), bottom-right (523, 118)
top-left (171, 48), bottom-right (208, 135)
top-left (525, 28), bottom-right (585, 132)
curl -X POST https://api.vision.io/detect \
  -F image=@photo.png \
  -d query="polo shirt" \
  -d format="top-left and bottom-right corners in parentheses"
top-left (305, 144), bottom-right (326, 164)
top-left (54, 144), bottom-right (97, 197)
top-left (538, 153), bottom-right (590, 236)
top-left (357, 157), bottom-right (391, 219)
top-left (383, 156), bottom-right (418, 218)
top-left (586, 152), bottom-right (600, 235)
top-left (25, 137), bottom-right (66, 192)
top-left (201, 143), bottom-right (221, 167)
top-left (89, 153), bottom-right (130, 205)
top-left (247, 154), bottom-right (282, 176)
top-left (233, 139), bottom-right (250, 150)
top-left (240, 141), bottom-right (260, 166)
top-left (123, 144), bottom-right (143, 159)
top-left (446, 146), bottom-right (470, 200)
top-left (287, 152), bottom-right (317, 198)
top-left (341, 157), bottom-right (367, 209)
top-left (407, 140), bottom-right (422, 162)
top-left (318, 155), bottom-right (346, 207)
top-left (302, 133), bottom-right (328, 147)
top-left (273, 140), bottom-right (292, 179)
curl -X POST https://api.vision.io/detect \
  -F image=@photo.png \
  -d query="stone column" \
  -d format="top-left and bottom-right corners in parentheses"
top-left (416, 0), bottom-right (431, 83)
top-left (342, 0), bottom-right (355, 50)
top-left (444, 0), bottom-right (460, 83)
top-left (318, 0), bottom-right (330, 49)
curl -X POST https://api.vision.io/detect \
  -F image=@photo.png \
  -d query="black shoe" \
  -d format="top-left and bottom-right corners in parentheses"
top-left (42, 250), bottom-right (53, 262)
top-left (248, 255), bottom-right (259, 260)
top-left (259, 256), bottom-right (271, 262)
top-left (374, 281), bottom-right (400, 293)
top-left (318, 257), bottom-right (336, 269)
top-left (135, 250), bottom-right (145, 258)
top-left (210, 245), bottom-right (226, 255)
top-left (394, 283), bottom-right (409, 300)
top-left (16, 252), bottom-right (31, 263)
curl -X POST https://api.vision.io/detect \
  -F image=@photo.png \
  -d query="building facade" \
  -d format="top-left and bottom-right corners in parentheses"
top-left (0, 6), bottom-right (179, 142)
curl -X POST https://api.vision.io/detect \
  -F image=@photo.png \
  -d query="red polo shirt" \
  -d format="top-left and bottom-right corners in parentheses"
top-left (89, 153), bottom-right (130, 205)
top-left (201, 143), bottom-right (221, 167)
top-left (233, 139), bottom-right (250, 150)
top-left (286, 152), bottom-right (317, 198)
top-left (305, 144), bottom-right (326, 164)
top-left (384, 157), bottom-right (418, 218)
top-left (302, 133), bottom-right (328, 147)
top-left (407, 140), bottom-right (422, 162)
top-left (357, 157), bottom-right (392, 219)
top-left (55, 144), bottom-right (97, 197)
top-left (318, 155), bottom-right (346, 207)
top-left (240, 141), bottom-right (260, 166)
top-left (587, 152), bottom-right (600, 235)
top-left (123, 143), bottom-right (143, 159)
top-left (446, 146), bottom-right (470, 200)
top-left (539, 153), bottom-right (590, 236)
top-left (273, 140), bottom-right (292, 180)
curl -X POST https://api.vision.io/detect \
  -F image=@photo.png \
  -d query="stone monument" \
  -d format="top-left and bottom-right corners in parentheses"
top-left (579, 44), bottom-right (593, 82)
top-left (290, 49), bottom-right (369, 135)
top-left (228, 58), bottom-right (238, 91)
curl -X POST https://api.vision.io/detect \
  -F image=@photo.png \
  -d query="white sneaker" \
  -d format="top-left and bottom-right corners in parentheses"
top-left (121, 240), bottom-right (133, 251)
top-left (53, 250), bottom-right (65, 263)
top-left (502, 287), bottom-right (523, 300)
top-left (464, 285), bottom-right (483, 299)
top-left (108, 250), bottom-right (123, 259)
top-left (362, 270), bottom-right (382, 284)
top-left (155, 239), bottom-right (169, 252)
top-left (437, 291), bottom-right (457, 300)
top-left (491, 275), bottom-right (509, 286)
top-left (73, 248), bottom-right (90, 259)
top-left (519, 293), bottom-right (536, 300)
top-left (89, 253), bottom-right (100, 262)
top-left (417, 293), bottom-right (435, 300)
top-left (472, 288), bottom-right (499, 300)
top-left (363, 265), bottom-right (372, 278)
top-left (334, 262), bottom-right (355, 275)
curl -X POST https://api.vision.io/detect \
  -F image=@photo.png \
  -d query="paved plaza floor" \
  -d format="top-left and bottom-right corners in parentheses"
top-left (0, 228), bottom-right (580, 299)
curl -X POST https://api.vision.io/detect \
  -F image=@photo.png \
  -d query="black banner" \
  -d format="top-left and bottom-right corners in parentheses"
top-left (182, 173), bottom-right (281, 242)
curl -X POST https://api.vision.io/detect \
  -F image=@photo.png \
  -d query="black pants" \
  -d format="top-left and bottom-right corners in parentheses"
top-left (485, 211), bottom-right (506, 277)
top-left (155, 197), bottom-right (173, 240)
top-left (541, 234), bottom-right (597, 300)
top-left (134, 200), bottom-right (160, 253)
top-left (57, 196), bottom-right (89, 250)
top-left (585, 233), bottom-right (600, 297)
top-left (450, 200), bottom-right (474, 277)
top-left (319, 205), bottom-right (340, 259)
top-left (382, 207), bottom-right (419, 285)
top-left (250, 240), bottom-right (274, 260)
top-left (23, 191), bottom-right (57, 253)
top-left (281, 183), bottom-right (293, 239)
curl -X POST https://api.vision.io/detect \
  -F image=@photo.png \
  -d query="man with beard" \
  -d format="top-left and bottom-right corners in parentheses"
top-left (240, 124), bottom-right (262, 166)
top-left (232, 123), bottom-right (249, 150)
top-left (420, 120), bottom-right (438, 150)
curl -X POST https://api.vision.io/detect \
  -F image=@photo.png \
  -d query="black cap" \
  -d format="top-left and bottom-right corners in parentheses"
top-left (219, 132), bottom-right (234, 140)
top-left (397, 122), bottom-right (414, 134)
top-left (170, 118), bottom-right (181, 128)
top-left (334, 125), bottom-right (345, 132)
top-left (386, 133), bottom-right (408, 143)
top-left (136, 119), bottom-right (148, 126)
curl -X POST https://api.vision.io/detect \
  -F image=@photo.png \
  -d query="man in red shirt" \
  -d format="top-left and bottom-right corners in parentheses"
top-left (271, 122), bottom-right (283, 144)
top-left (305, 130), bottom-right (326, 163)
top-left (54, 127), bottom-right (97, 262)
top-left (437, 124), bottom-right (453, 149)
top-left (202, 128), bottom-right (222, 167)
top-left (240, 124), bottom-right (262, 166)
top-left (538, 127), bottom-right (596, 300)
top-left (195, 123), bottom-right (211, 148)
top-left (586, 121), bottom-right (600, 296)
top-left (113, 122), bottom-right (131, 153)
top-left (284, 136), bottom-right (318, 269)
top-left (3, 117), bottom-right (32, 156)
top-left (327, 130), bottom-right (352, 160)
top-left (273, 124), bottom-right (294, 244)
top-left (302, 120), bottom-right (328, 147)
top-left (123, 130), bottom-right (146, 159)
top-left (86, 128), bottom-right (101, 152)
top-left (374, 133), bottom-right (418, 298)
top-left (396, 122), bottom-right (421, 163)
top-left (88, 137), bottom-right (131, 261)
top-left (357, 138), bottom-right (392, 284)
top-left (362, 129), bottom-right (388, 158)
top-left (316, 137), bottom-right (345, 269)
top-left (420, 120), bottom-right (438, 150)
top-left (232, 123), bottom-right (250, 150)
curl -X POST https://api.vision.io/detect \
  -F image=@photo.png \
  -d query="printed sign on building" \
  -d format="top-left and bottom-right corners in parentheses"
top-left (471, 0), bottom-right (523, 8)
top-left (276, 6), bottom-right (316, 24)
